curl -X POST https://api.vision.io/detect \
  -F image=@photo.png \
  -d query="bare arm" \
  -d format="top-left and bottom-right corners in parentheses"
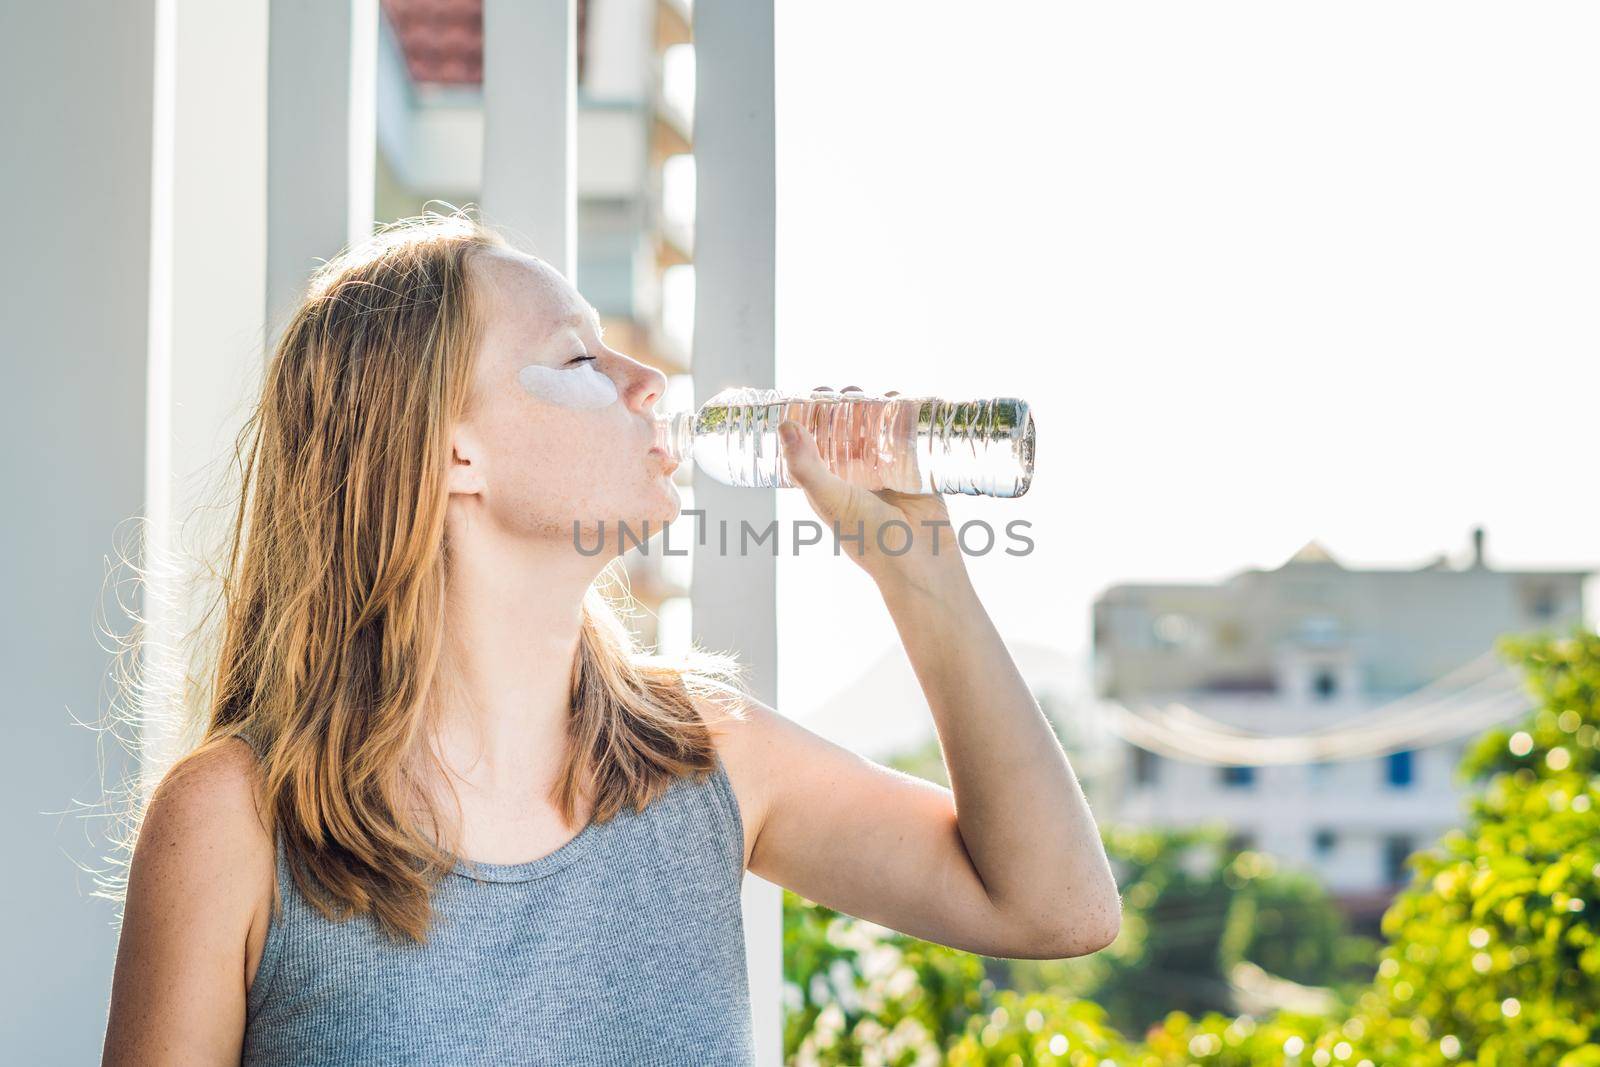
top-left (712, 413), bottom-right (1120, 959)
top-left (879, 567), bottom-right (1121, 951)
top-left (102, 739), bottom-right (274, 1066)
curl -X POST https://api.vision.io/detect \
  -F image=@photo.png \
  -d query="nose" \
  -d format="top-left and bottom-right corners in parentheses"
top-left (618, 354), bottom-right (668, 414)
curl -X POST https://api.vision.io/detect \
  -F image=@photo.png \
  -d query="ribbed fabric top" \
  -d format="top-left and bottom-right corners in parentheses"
top-left (240, 757), bottom-right (754, 1066)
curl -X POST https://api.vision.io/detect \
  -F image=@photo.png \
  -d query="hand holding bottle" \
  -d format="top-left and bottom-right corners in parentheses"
top-left (777, 386), bottom-right (972, 597)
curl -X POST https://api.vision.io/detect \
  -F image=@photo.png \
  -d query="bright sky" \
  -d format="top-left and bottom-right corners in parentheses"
top-left (769, 2), bottom-right (1600, 755)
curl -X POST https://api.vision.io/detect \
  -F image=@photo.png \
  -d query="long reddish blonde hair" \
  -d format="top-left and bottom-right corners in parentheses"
top-left (101, 209), bottom-right (746, 944)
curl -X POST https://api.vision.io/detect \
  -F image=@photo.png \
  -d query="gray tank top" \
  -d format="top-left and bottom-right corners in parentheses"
top-left (240, 756), bottom-right (754, 1065)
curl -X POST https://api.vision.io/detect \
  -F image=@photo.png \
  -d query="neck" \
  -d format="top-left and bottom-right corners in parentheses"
top-left (427, 522), bottom-right (605, 800)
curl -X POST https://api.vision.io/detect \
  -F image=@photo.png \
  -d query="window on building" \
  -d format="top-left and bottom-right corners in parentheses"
top-left (1214, 619), bottom-right (1245, 651)
top-left (1386, 749), bottom-right (1415, 788)
top-left (1313, 828), bottom-right (1337, 858)
top-left (1300, 615), bottom-right (1342, 645)
top-left (1219, 764), bottom-right (1256, 788)
top-left (660, 42), bottom-right (695, 128)
top-left (1152, 612), bottom-right (1193, 650)
top-left (1383, 835), bottom-right (1415, 886)
top-left (1312, 668), bottom-right (1339, 700)
top-left (659, 152), bottom-right (696, 241)
top-left (1525, 585), bottom-right (1561, 619)
top-left (1132, 747), bottom-right (1160, 786)
top-left (659, 262), bottom-right (696, 360)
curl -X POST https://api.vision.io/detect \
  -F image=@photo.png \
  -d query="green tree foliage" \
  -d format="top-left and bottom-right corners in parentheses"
top-left (783, 887), bottom-right (1134, 1065)
top-left (1010, 826), bottom-right (1373, 1034)
top-left (784, 627), bottom-right (1600, 1065)
top-left (1370, 630), bottom-right (1600, 1063)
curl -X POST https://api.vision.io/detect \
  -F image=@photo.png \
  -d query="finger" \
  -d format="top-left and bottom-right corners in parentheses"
top-left (778, 419), bottom-right (853, 516)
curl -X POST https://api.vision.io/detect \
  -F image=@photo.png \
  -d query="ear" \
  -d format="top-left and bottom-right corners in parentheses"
top-left (446, 422), bottom-right (487, 497)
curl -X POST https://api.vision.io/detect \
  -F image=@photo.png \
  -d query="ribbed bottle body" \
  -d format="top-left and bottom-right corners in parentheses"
top-left (654, 387), bottom-right (1034, 497)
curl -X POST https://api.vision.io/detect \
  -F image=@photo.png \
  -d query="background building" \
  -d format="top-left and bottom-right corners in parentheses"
top-left (1093, 526), bottom-right (1590, 922)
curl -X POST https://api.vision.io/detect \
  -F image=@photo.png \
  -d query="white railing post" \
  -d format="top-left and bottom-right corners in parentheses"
top-left (141, 0), bottom-right (273, 783)
top-left (1, 0), bottom-right (280, 1056)
top-left (266, 0), bottom-right (378, 350)
top-left (691, 1), bottom-right (783, 1061)
top-left (481, 0), bottom-right (577, 278)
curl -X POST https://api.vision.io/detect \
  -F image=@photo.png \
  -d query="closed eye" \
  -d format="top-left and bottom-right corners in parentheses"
top-left (568, 355), bottom-right (597, 365)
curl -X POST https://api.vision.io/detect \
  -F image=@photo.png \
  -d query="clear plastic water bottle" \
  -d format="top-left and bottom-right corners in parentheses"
top-left (653, 386), bottom-right (1035, 497)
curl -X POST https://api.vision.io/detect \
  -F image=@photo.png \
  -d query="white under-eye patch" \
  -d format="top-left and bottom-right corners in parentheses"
top-left (516, 362), bottom-right (619, 410)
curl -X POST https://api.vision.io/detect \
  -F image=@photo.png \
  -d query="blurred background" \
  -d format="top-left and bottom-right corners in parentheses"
top-left (5, 1), bottom-right (1598, 1063)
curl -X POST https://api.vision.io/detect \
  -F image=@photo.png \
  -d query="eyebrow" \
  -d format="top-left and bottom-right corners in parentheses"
top-left (544, 304), bottom-right (605, 343)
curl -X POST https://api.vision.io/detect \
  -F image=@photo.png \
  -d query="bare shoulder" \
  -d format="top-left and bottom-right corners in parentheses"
top-left (689, 678), bottom-right (872, 875)
top-left (141, 735), bottom-right (273, 871)
top-left (686, 682), bottom-right (1006, 955)
top-left (156, 736), bottom-right (274, 940)
top-left (690, 678), bottom-right (784, 870)
top-left (131, 735), bottom-right (276, 956)
top-left (103, 736), bottom-right (276, 1064)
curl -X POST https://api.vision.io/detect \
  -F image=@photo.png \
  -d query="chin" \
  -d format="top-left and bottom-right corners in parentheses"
top-left (643, 489), bottom-right (681, 531)
top-left (565, 480), bottom-right (681, 559)
top-left (643, 479), bottom-right (682, 526)
top-left (609, 489), bottom-right (681, 542)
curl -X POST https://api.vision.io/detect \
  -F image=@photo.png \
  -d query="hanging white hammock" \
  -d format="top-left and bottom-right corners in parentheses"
top-left (1092, 648), bottom-right (1532, 765)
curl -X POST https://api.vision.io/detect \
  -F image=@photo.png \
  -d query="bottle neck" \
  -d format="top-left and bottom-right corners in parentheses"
top-left (652, 410), bottom-right (695, 466)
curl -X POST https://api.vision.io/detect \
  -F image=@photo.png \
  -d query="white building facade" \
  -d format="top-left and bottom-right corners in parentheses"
top-left (1093, 528), bottom-right (1590, 921)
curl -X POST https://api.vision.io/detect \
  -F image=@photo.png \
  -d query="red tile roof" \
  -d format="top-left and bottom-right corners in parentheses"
top-left (381, 0), bottom-right (481, 85)
top-left (380, 0), bottom-right (589, 87)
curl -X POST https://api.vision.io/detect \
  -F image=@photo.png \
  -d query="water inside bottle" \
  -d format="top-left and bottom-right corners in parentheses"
top-left (653, 387), bottom-right (1034, 497)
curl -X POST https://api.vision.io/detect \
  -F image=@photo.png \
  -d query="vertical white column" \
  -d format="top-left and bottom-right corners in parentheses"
top-left (481, 0), bottom-right (577, 278)
top-left (140, 0), bottom-right (272, 784)
top-left (0, 0), bottom-right (157, 1057)
top-left (691, 1), bottom-right (782, 1062)
top-left (266, 0), bottom-right (378, 348)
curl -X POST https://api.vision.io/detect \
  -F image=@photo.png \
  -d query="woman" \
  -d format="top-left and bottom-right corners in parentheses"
top-left (101, 211), bottom-right (1120, 1065)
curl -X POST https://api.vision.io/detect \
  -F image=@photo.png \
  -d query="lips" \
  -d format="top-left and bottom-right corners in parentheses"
top-left (648, 445), bottom-right (679, 474)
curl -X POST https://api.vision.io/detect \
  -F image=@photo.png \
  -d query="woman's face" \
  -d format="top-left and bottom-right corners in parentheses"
top-left (448, 248), bottom-right (679, 553)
